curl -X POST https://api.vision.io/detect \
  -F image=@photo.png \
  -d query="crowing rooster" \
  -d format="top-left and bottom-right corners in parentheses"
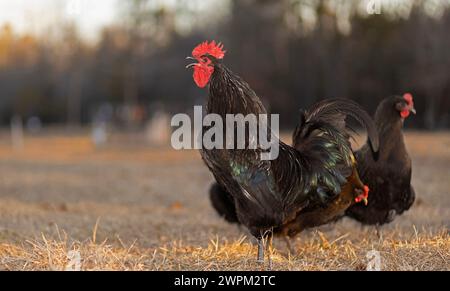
top-left (186, 41), bottom-right (379, 262)
top-left (346, 94), bottom-right (416, 230)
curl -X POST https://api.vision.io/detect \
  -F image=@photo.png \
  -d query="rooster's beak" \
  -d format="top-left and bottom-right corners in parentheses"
top-left (186, 57), bottom-right (197, 69)
top-left (410, 107), bottom-right (416, 114)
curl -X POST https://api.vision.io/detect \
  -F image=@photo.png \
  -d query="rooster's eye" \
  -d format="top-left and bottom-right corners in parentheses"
top-left (395, 102), bottom-right (406, 112)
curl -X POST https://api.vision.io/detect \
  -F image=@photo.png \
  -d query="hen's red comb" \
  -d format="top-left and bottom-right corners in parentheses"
top-left (192, 41), bottom-right (226, 60)
top-left (403, 93), bottom-right (413, 105)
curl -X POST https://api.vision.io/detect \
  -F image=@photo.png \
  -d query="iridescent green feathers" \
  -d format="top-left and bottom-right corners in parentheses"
top-left (291, 98), bottom-right (379, 203)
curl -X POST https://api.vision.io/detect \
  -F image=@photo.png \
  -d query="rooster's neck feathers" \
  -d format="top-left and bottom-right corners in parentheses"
top-left (208, 64), bottom-right (267, 116)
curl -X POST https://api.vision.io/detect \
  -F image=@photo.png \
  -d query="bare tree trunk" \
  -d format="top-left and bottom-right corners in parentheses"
top-left (67, 71), bottom-right (82, 127)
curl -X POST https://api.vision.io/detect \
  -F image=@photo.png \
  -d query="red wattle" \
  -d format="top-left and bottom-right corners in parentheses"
top-left (193, 66), bottom-right (213, 88)
top-left (400, 110), bottom-right (410, 118)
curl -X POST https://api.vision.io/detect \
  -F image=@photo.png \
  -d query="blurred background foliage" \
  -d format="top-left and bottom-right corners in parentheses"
top-left (0, 0), bottom-right (449, 129)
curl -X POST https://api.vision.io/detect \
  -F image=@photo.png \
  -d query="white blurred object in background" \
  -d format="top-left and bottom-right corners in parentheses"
top-left (92, 122), bottom-right (108, 147)
top-left (11, 115), bottom-right (24, 151)
top-left (145, 111), bottom-right (171, 146)
top-left (91, 103), bottom-right (113, 147)
top-left (26, 116), bottom-right (42, 134)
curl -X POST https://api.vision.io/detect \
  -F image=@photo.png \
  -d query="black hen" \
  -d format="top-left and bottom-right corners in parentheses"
top-left (187, 41), bottom-right (379, 261)
top-left (346, 94), bottom-right (416, 226)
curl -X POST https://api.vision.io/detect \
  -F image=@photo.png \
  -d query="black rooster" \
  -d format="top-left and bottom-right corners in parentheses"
top-left (209, 183), bottom-right (240, 224)
top-left (345, 94), bottom-right (416, 230)
top-left (209, 100), bottom-right (378, 247)
top-left (187, 41), bottom-right (379, 262)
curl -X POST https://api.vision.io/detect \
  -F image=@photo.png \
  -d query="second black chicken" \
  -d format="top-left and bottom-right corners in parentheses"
top-left (345, 94), bottom-right (416, 226)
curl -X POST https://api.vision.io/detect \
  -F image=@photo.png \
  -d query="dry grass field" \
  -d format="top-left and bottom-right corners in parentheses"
top-left (0, 131), bottom-right (448, 271)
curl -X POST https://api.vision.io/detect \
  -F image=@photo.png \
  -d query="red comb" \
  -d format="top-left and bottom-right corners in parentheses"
top-left (403, 93), bottom-right (413, 105)
top-left (192, 41), bottom-right (226, 60)
top-left (363, 185), bottom-right (369, 195)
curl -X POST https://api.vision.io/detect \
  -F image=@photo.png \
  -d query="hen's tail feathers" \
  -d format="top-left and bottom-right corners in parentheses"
top-left (295, 98), bottom-right (379, 160)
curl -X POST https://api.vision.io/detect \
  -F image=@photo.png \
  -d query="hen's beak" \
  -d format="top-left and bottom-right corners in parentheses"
top-left (410, 107), bottom-right (416, 114)
top-left (355, 185), bottom-right (369, 206)
top-left (363, 197), bottom-right (369, 206)
top-left (355, 195), bottom-right (369, 206)
top-left (186, 57), bottom-right (197, 69)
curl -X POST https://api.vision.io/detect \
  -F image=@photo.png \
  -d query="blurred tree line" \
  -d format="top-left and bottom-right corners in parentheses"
top-left (0, 0), bottom-right (449, 129)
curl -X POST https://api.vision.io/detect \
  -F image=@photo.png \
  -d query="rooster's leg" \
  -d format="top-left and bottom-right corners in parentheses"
top-left (375, 225), bottom-right (383, 241)
top-left (267, 233), bottom-right (273, 270)
top-left (283, 236), bottom-right (295, 255)
top-left (257, 238), bottom-right (264, 263)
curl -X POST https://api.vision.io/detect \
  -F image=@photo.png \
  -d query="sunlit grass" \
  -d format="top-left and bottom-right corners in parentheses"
top-left (0, 226), bottom-right (448, 271)
top-left (0, 131), bottom-right (448, 271)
